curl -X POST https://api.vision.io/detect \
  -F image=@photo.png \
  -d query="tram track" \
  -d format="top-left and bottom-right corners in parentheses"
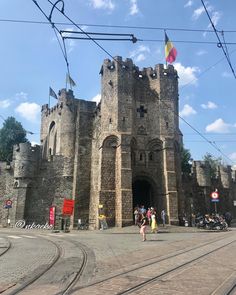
top-left (2, 235), bottom-right (90, 295)
top-left (116, 238), bottom-right (236, 294)
top-left (74, 233), bottom-right (230, 289)
top-left (74, 234), bottom-right (236, 295)
top-left (0, 238), bottom-right (11, 257)
top-left (61, 240), bottom-right (89, 295)
top-left (5, 236), bottom-right (62, 295)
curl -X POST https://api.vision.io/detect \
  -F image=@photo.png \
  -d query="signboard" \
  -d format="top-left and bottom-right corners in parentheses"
top-left (211, 191), bottom-right (219, 202)
top-left (4, 199), bottom-right (12, 209)
top-left (49, 206), bottom-right (56, 226)
top-left (62, 199), bottom-right (74, 215)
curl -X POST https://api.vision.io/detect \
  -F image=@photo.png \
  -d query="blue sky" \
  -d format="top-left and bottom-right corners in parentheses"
top-left (0, 0), bottom-right (236, 166)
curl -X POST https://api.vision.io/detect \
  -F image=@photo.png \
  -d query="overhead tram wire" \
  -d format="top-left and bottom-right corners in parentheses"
top-left (180, 48), bottom-right (236, 89)
top-left (2, 17), bottom-right (236, 44)
top-left (33, 0), bottom-right (234, 164)
top-left (46, 0), bottom-right (234, 164)
top-left (32, 0), bottom-right (71, 83)
top-left (3, 17), bottom-right (236, 33)
top-left (201, 0), bottom-right (236, 80)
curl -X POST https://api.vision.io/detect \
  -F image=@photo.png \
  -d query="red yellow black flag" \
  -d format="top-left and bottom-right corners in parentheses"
top-left (165, 32), bottom-right (177, 64)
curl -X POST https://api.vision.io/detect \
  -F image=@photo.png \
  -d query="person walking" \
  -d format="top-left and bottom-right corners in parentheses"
top-left (161, 209), bottom-right (166, 227)
top-left (151, 211), bottom-right (158, 233)
top-left (134, 207), bottom-right (139, 226)
top-left (140, 213), bottom-right (148, 241)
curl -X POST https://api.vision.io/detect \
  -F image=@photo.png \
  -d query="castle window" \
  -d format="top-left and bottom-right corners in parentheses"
top-left (122, 117), bottom-right (125, 122)
top-left (140, 153), bottom-right (143, 161)
top-left (109, 118), bottom-right (112, 124)
top-left (166, 122), bottom-right (169, 128)
top-left (149, 152), bottom-right (153, 161)
top-left (137, 105), bottom-right (147, 118)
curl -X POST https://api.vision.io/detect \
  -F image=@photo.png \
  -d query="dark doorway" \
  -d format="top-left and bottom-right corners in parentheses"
top-left (132, 179), bottom-right (153, 209)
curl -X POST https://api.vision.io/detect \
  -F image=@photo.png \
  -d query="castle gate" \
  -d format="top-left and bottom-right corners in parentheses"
top-left (132, 176), bottom-right (159, 211)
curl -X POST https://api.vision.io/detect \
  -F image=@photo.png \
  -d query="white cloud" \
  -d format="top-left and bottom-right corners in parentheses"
top-left (192, 3), bottom-right (214, 21)
top-left (0, 99), bottom-right (11, 109)
top-left (196, 49), bottom-right (207, 56)
top-left (184, 0), bottom-right (193, 8)
top-left (174, 62), bottom-right (200, 86)
top-left (130, 45), bottom-right (150, 63)
top-left (192, 6), bottom-right (205, 20)
top-left (91, 94), bottom-right (101, 104)
top-left (205, 118), bottom-right (232, 133)
top-left (15, 102), bottom-right (40, 122)
top-left (229, 152), bottom-right (236, 162)
top-left (61, 27), bottom-right (77, 53)
top-left (31, 141), bottom-right (39, 146)
top-left (209, 11), bottom-right (221, 27)
top-left (201, 101), bottom-right (218, 109)
top-left (129, 0), bottom-right (139, 15)
top-left (15, 91), bottom-right (28, 101)
top-left (89, 0), bottom-right (115, 11)
top-left (136, 53), bottom-right (146, 62)
top-left (180, 104), bottom-right (197, 117)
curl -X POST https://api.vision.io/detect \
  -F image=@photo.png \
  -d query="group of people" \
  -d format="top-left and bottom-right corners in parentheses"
top-left (134, 205), bottom-right (166, 241)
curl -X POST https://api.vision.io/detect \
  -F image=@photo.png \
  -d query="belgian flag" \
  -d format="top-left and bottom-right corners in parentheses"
top-left (165, 32), bottom-right (177, 64)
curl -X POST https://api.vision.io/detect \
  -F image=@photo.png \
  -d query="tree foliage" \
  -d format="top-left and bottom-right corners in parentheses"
top-left (0, 117), bottom-right (28, 162)
top-left (180, 146), bottom-right (192, 174)
top-left (202, 153), bottom-right (222, 178)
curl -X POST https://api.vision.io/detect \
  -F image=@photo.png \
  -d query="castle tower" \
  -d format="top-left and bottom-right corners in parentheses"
top-left (90, 57), bottom-right (182, 227)
top-left (12, 143), bottom-right (40, 223)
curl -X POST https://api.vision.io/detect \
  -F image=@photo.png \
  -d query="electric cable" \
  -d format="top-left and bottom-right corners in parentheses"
top-left (32, 0), bottom-right (235, 164)
top-left (201, 0), bottom-right (236, 79)
top-left (32, 0), bottom-right (71, 88)
top-left (2, 17), bottom-right (236, 33)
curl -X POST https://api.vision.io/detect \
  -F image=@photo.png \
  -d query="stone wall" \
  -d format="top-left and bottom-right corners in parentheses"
top-left (0, 162), bottom-right (14, 226)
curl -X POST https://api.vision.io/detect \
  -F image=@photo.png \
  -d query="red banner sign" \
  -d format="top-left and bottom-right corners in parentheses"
top-left (49, 206), bottom-right (56, 226)
top-left (62, 199), bottom-right (74, 215)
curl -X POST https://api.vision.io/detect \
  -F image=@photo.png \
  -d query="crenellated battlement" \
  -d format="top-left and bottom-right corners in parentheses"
top-left (193, 161), bottom-right (211, 187)
top-left (218, 165), bottom-right (232, 188)
top-left (101, 56), bottom-right (178, 82)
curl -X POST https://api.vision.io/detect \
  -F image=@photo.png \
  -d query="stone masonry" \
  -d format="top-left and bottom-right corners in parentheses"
top-left (0, 57), bottom-right (235, 228)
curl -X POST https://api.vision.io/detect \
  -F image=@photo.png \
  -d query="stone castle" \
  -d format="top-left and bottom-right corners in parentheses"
top-left (0, 57), bottom-right (235, 228)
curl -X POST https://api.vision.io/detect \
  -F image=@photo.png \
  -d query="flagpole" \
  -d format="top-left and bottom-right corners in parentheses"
top-left (164, 30), bottom-right (167, 68)
top-left (48, 88), bottom-right (51, 108)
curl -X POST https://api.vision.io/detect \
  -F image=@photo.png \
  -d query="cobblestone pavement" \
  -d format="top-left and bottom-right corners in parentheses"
top-left (0, 226), bottom-right (236, 294)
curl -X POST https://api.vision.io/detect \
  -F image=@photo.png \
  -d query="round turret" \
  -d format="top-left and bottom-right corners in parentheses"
top-left (13, 143), bottom-right (40, 178)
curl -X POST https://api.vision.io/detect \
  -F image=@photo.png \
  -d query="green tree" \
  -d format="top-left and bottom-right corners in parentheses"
top-left (180, 146), bottom-right (192, 174)
top-left (202, 152), bottom-right (222, 178)
top-left (0, 117), bottom-right (28, 162)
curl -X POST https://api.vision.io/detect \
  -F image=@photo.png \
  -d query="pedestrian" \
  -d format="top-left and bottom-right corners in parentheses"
top-left (151, 211), bottom-right (158, 233)
top-left (98, 213), bottom-right (108, 230)
top-left (161, 209), bottom-right (166, 227)
top-left (134, 207), bottom-right (139, 226)
top-left (140, 205), bottom-right (146, 214)
top-left (147, 208), bottom-right (152, 225)
top-left (140, 213), bottom-right (148, 242)
top-left (224, 212), bottom-right (232, 227)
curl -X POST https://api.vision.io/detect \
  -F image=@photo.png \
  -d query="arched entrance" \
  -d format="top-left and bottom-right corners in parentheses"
top-left (132, 179), bottom-right (154, 209)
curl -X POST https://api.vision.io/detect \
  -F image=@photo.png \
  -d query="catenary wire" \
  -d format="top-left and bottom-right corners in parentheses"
top-left (2, 18), bottom-right (236, 33)
top-left (31, 0), bottom-right (234, 164)
top-left (31, 1), bottom-right (71, 84)
top-left (201, 0), bottom-right (236, 79)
